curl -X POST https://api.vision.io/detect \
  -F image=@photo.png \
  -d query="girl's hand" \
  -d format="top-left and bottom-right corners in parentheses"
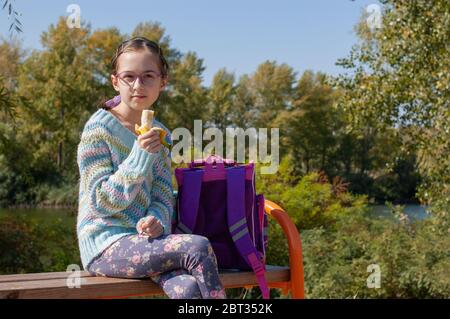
top-left (137, 216), bottom-right (164, 238)
top-left (137, 127), bottom-right (162, 153)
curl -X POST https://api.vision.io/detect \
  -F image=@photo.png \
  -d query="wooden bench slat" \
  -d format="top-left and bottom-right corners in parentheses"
top-left (0, 266), bottom-right (288, 283)
top-left (0, 271), bottom-right (93, 283)
top-left (0, 265), bottom-right (290, 299)
top-left (0, 278), bottom-right (159, 299)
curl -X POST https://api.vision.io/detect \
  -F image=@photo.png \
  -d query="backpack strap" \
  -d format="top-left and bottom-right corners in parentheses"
top-left (226, 166), bottom-right (270, 299)
top-left (175, 169), bottom-right (204, 234)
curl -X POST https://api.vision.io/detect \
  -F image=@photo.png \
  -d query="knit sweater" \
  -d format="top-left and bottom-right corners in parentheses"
top-left (76, 108), bottom-right (174, 270)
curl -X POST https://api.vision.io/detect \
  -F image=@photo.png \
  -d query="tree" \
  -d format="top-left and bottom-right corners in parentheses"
top-left (334, 0), bottom-right (449, 229)
top-left (0, 38), bottom-right (24, 122)
top-left (273, 71), bottom-right (340, 176)
top-left (86, 27), bottom-right (125, 82)
top-left (230, 74), bottom-right (254, 128)
top-left (0, 38), bottom-right (24, 89)
top-left (16, 17), bottom-right (97, 179)
top-left (164, 51), bottom-right (208, 131)
top-left (246, 61), bottom-right (296, 128)
top-left (207, 68), bottom-right (236, 130)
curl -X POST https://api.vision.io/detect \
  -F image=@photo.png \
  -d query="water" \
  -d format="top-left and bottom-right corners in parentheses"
top-left (368, 204), bottom-right (429, 221)
top-left (0, 207), bottom-right (76, 229)
top-left (0, 204), bottom-right (429, 225)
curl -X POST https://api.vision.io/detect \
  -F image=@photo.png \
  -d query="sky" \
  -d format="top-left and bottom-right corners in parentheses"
top-left (0, 0), bottom-right (380, 86)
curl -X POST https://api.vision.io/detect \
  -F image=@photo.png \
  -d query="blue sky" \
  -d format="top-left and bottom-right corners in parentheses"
top-left (1, 0), bottom-right (379, 86)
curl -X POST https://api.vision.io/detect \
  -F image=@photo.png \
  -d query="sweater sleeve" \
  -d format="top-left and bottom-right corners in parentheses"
top-left (77, 127), bottom-right (157, 217)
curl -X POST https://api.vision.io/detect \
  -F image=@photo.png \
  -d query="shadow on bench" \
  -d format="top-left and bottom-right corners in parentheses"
top-left (0, 200), bottom-right (305, 299)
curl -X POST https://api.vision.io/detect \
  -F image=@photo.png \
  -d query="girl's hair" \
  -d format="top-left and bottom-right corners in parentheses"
top-left (110, 36), bottom-right (169, 78)
top-left (99, 36), bottom-right (169, 109)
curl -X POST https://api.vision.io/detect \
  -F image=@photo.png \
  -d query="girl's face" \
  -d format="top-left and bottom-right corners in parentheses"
top-left (111, 49), bottom-right (167, 111)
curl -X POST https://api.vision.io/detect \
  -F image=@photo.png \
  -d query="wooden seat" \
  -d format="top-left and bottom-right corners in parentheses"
top-left (0, 200), bottom-right (305, 299)
top-left (0, 266), bottom-right (290, 299)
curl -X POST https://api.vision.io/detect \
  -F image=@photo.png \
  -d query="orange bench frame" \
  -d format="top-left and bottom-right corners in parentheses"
top-left (264, 200), bottom-right (305, 299)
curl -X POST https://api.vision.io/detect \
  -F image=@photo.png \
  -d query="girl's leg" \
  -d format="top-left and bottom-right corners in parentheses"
top-left (87, 233), bottom-right (226, 299)
top-left (152, 269), bottom-right (202, 299)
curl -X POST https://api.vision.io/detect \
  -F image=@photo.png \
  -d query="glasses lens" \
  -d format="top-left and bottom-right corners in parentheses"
top-left (118, 72), bottom-right (160, 87)
top-left (141, 72), bottom-right (159, 86)
top-left (119, 73), bottom-right (137, 84)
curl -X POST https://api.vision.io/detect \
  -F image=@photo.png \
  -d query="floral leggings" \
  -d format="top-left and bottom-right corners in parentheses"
top-left (87, 233), bottom-right (226, 299)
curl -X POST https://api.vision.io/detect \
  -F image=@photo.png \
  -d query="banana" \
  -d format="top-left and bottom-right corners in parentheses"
top-left (141, 109), bottom-right (154, 129)
top-left (135, 110), bottom-right (171, 150)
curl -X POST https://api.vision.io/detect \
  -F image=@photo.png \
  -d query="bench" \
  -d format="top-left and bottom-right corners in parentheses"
top-left (0, 200), bottom-right (305, 299)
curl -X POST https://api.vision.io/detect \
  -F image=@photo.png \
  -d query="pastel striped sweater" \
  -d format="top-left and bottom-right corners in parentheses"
top-left (76, 108), bottom-right (174, 270)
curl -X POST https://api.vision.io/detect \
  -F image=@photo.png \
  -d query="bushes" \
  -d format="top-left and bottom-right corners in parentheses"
top-left (279, 172), bottom-right (368, 230)
top-left (0, 214), bottom-right (80, 274)
top-left (262, 210), bottom-right (450, 299)
top-left (0, 216), bottom-right (44, 273)
top-left (255, 168), bottom-right (449, 298)
top-left (36, 183), bottom-right (79, 208)
top-left (299, 212), bottom-right (449, 298)
top-left (257, 158), bottom-right (369, 231)
top-left (263, 205), bottom-right (450, 298)
top-left (0, 154), bottom-right (35, 207)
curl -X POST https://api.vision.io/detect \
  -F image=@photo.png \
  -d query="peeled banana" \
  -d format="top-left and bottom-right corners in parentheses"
top-left (135, 110), bottom-right (171, 150)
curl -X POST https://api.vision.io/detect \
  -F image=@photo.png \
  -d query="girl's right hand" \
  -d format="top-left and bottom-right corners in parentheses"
top-left (137, 127), bottom-right (162, 153)
top-left (137, 216), bottom-right (164, 238)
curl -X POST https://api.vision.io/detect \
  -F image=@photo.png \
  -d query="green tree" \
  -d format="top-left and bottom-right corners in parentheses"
top-left (0, 38), bottom-right (24, 122)
top-left (0, 38), bottom-right (23, 89)
top-left (16, 17), bottom-right (98, 180)
top-left (207, 68), bottom-right (236, 130)
top-left (273, 71), bottom-right (340, 176)
top-left (164, 51), bottom-right (208, 131)
top-left (334, 0), bottom-right (450, 229)
top-left (86, 27), bottom-right (125, 83)
top-left (230, 74), bottom-right (254, 128)
top-left (246, 61), bottom-right (296, 128)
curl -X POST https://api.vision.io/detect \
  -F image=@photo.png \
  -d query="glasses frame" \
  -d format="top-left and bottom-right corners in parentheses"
top-left (115, 70), bottom-right (162, 88)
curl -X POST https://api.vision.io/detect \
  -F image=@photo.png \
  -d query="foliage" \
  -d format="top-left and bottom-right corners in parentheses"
top-left (300, 212), bottom-right (449, 298)
top-left (262, 170), bottom-right (449, 299)
top-left (0, 214), bottom-right (80, 274)
top-left (333, 0), bottom-right (450, 231)
top-left (0, 14), bottom-right (425, 207)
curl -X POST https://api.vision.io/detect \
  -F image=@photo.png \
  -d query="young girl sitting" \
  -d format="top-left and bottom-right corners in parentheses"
top-left (76, 36), bottom-right (226, 299)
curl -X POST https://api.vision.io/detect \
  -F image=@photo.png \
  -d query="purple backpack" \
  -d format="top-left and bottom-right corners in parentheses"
top-left (173, 155), bottom-right (270, 299)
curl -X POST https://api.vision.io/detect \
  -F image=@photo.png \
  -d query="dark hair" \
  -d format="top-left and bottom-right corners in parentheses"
top-left (110, 36), bottom-right (169, 78)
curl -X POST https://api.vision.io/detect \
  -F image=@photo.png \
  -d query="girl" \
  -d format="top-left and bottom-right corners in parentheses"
top-left (76, 36), bottom-right (226, 299)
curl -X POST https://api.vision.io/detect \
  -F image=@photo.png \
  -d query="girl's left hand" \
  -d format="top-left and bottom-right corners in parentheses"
top-left (137, 216), bottom-right (164, 238)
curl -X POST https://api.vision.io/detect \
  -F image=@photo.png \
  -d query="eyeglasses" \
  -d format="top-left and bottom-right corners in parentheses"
top-left (116, 71), bottom-right (162, 88)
